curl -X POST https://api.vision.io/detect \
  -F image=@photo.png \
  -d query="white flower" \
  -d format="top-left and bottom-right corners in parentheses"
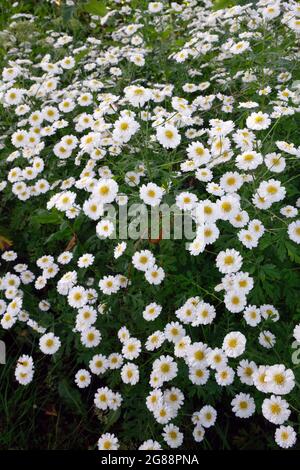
top-left (97, 433), bottom-right (119, 450)
top-left (262, 396), bottom-right (290, 425)
top-left (99, 275), bottom-right (120, 295)
top-left (122, 338), bottom-right (141, 360)
top-left (114, 242), bottom-right (127, 259)
top-left (156, 124), bottom-right (181, 149)
top-left (89, 354), bottom-right (108, 375)
top-left (231, 393), bottom-right (255, 418)
top-left (94, 387), bottom-right (114, 410)
top-left (162, 424), bottom-right (183, 448)
top-left (125, 85), bottom-right (152, 107)
top-left (176, 192), bottom-right (198, 211)
top-left (224, 291), bottom-right (247, 313)
top-left (216, 248), bottom-right (243, 274)
top-left (187, 141), bottom-right (211, 165)
top-left (264, 364), bottom-right (295, 395)
top-left (96, 219), bottom-right (114, 238)
top-left (143, 302), bottom-right (162, 321)
top-left (145, 265), bottom-right (165, 285)
top-left (68, 286), bottom-right (88, 309)
top-left (237, 359), bottom-right (257, 386)
top-left (132, 250), bottom-right (156, 272)
top-left (246, 111), bottom-right (271, 130)
top-left (140, 182), bottom-right (164, 206)
top-left (92, 178), bottom-right (118, 204)
top-left (243, 305), bottom-right (261, 327)
top-left (112, 115), bottom-right (140, 143)
top-left (77, 253), bottom-right (94, 268)
top-left (288, 220), bottom-right (300, 244)
top-left (15, 367), bottom-right (34, 385)
top-left (81, 327), bottom-right (101, 348)
top-left (235, 151), bottom-right (263, 170)
top-left (215, 366), bottom-right (235, 386)
top-left (275, 426), bottom-right (296, 449)
top-left (153, 355), bottom-right (178, 383)
top-left (222, 331), bottom-right (246, 358)
top-left (258, 330), bottom-right (276, 349)
top-left (121, 363), bottom-right (139, 385)
top-left (198, 405), bottom-right (217, 428)
top-left (193, 424), bottom-right (205, 443)
top-left (39, 333), bottom-right (61, 355)
top-left (139, 440), bottom-right (162, 450)
top-left (75, 369), bottom-right (91, 388)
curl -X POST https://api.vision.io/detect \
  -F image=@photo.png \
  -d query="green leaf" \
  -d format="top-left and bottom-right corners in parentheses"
top-left (103, 408), bottom-right (121, 433)
top-left (212, 0), bottom-right (237, 11)
top-left (58, 379), bottom-right (84, 415)
top-left (83, 0), bottom-right (107, 16)
top-left (62, 5), bottom-right (75, 23)
top-left (44, 227), bottom-right (72, 245)
top-left (31, 210), bottom-right (62, 225)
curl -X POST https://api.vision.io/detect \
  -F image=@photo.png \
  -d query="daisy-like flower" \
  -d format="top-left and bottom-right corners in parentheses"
top-left (77, 253), bottom-right (94, 268)
top-left (132, 250), bottom-right (155, 272)
top-left (114, 242), bottom-right (127, 259)
top-left (146, 331), bottom-right (165, 351)
top-left (262, 395), bottom-right (290, 425)
top-left (176, 192), bottom-right (198, 211)
top-left (216, 248), bottom-right (243, 274)
top-left (215, 366), bottom-right (235, 386)
top-left (96, 219), bottom-right (114, 238)
top-left (68, 286), bottom-right (88, 309)
top-left (237, 359), bottom-right (257, 386)
top-left (259, 330), bottom-right (276, 349)
top-left (243, 305), bottom-right (261, 327)
top-left (193, 424), bottom-right (205, 443)
top-left (121, 363), bottom-right (139, 385)
top-left (187, 141), bottom-right (211, 165)
top-left (246, 111), bottom-right (271, 130)
top-left (222, 331), bottom-right (246, 358)
top-left (94, 387), bottom-right (114, 410)
top-left (97, 433), bottom-right (119, 450)
top-left (224, 291), bottom-right (247, 313)
top-left (145, 265), bottom-right (165, 285)
top-left (122, 338), bottom-right (142, 360)
top-left (288, 220), bottom-right (300, 244)
top-left (89, 354), bottom-right (108, 375)
top-left (143, 302), bottom-right (162, 321)
top-left (39, 332), bottom-right (61, 355)
top-left (15, 367), bottom-right (34, 385)
top-left (139, 440), bottom-right (162, 450)
top-left (112, 115), bottom-right (140, 143)
top-left (156, 124), bottom-right (181, 149)
top-left (162, 424), bottom-right (183, 448)
top-left (198, 405), bottom-right (217, 428)
top-left (217, 195), bottom-right (240, 221)
top-left (153, 355), bottom-right (178, 383)
top-left (75, 369), bottom-right (91, 388)
top-left (81, 327), bottom-right (101, 348)
top-left (231, 393), bottom-right (255, 418)
top-left (275, 426), bottom-right (297, 449)
top-left (235, 150), bottom-right (263, 170)
top-left (207, 347), bottom-right (228, 371)
top-left (264, 365), bottom-right (295, 395)
top-left (99, 275), bottom-right (120, 295)
top-left (140, 182), bottom-right (164, 206)
top-left (92, 178), bottom-right (118, 204)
